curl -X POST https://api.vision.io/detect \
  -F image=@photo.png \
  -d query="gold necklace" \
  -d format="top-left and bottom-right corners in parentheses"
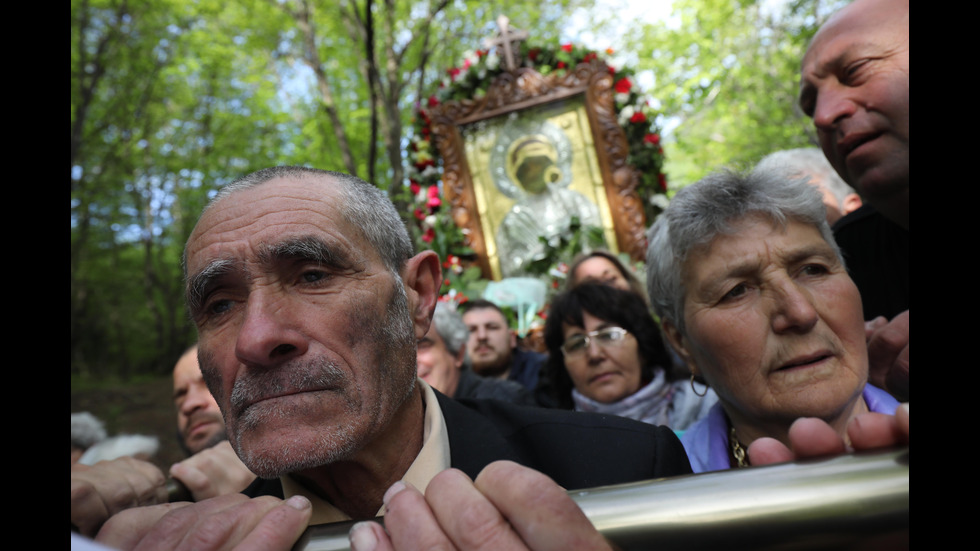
top-left (729, 425), bottom-right (750, 468)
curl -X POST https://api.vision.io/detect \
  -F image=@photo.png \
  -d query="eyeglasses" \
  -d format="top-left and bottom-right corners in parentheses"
top-left (560, 327), bottom-right (629, 357)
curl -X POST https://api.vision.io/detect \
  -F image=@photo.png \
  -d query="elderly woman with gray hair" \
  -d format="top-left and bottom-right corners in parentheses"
top-left (646, 168), bottom-right (900, 473)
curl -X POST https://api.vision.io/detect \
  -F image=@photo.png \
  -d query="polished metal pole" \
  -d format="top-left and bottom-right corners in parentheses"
top-left (293, 448), bottom-right (909, 551)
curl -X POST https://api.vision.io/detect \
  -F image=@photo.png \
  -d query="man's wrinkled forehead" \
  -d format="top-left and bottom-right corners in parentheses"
top-left (182, 178), bottom-right (370, 311)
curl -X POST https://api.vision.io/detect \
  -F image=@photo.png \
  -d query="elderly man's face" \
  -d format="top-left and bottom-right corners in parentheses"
top-left (173, 347), bottom-right (226, 455)
top-left (184, 177), bottom-right (417, 478)
top-left (799, 0), bottom-right (908, 206)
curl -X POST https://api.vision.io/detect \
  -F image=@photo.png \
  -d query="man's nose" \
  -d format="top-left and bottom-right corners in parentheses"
top-left (182, 385), bottom-right (212, 414)
top-left (235, 294), bottom-right (307, 367)
top-left (812, 83), bottom-right (857, 132)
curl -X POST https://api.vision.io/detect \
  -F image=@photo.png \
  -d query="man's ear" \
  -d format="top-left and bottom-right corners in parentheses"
top-left (841, 192), bottom-right (863, 216)
top-left (402, 251), bottom-right (442, 340)
top-left (662, 319), bottom-right (699, 378)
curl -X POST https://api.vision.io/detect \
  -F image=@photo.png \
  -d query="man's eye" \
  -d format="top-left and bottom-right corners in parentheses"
top-left (301, 270), bottom-right (327, 284)
top-left (842, 59), bottom-right (870, 84)
top-left (209, 299), bottom-right (233, 315)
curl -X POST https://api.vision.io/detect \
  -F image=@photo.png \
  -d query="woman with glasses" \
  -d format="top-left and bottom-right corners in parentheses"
top-left (542, 282), bottom-right (716, 432)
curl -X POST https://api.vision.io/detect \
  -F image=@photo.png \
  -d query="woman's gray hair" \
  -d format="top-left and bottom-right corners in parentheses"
top-left (196, 166), bottom-right (414, 277)
top-left (432, 302), bottom-right (469, 360)
top-left (645, 167), bottom-right (840, 333)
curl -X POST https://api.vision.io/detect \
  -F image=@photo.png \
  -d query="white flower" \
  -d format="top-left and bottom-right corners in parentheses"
top-left (425, 214), bottom-right (438, 227)
top-left (421, 166), bottom-right (439, 178)
top-left (615, 92), bottom-right (630, 105)
top-left (618, 105), bottom-right (635, 125)
top-left (486, 53), bottom-right (500, 70)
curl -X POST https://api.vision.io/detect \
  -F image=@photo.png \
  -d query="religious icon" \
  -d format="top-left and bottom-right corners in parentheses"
top-left (461, 97), bottom-right (616, 279)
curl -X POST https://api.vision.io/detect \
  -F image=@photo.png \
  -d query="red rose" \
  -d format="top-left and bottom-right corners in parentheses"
top-left (629, 111), bottom-right (647, 123)
top-left (583, 52), bottom-right (597, 62)
top-left (643, 133), bottom-right (660, 145)
top-left (561, 44), bottom-right (573, 53)
top-left (557, 61), bottom-right (566, 69)
top-left (528, 48), bottom-right (540, 61)
top-left (658, 173), bottom-right (667, 192)
top-left (614, 77), bottom-right (632, 94)
top-left (414, 208), bottom-right (425, 221)
top-left (422, 228), bottom-right (435, 242)
top-left (477, 49), bottom-right (486, 58)
top-left (409, 181), bottom-right (421, 195)
top-left (448, 67), bottom-right (461, 78)
top-left (428, 95), bottom-right (439, 107)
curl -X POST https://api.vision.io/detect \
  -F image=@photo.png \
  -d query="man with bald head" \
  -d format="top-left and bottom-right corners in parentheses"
top-left (799, 0), bottom-right (908, 400)
top-left (95, 166), bottom-right (687, 549)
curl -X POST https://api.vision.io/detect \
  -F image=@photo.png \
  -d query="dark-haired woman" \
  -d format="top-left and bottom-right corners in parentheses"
top-left (543, 283), bottom-right (716, 432)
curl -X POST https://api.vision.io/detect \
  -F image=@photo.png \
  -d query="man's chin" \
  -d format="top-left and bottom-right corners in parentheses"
top-left (232, 426), bottom-right (360, 479)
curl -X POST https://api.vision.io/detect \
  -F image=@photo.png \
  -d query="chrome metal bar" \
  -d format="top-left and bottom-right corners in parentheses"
top-left (293, 448), bottom-right (909, 551)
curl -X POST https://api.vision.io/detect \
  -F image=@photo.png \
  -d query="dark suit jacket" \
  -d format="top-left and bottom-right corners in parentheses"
top-left (243, 390), bottom-right (692, 499)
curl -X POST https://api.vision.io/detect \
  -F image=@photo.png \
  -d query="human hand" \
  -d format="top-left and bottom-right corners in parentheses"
top-left (349, 461), bottom-right (611, 551)
top-left (748, 403), bottom-right (909, 466)
top-left (169, 441), bottom-right (257, 501)
top-left (95, 493), bottom-right (312, 551)
top-left (865, 310), bottom-right (909, 401)
top-left (71, 456), bottom-right (168, 538)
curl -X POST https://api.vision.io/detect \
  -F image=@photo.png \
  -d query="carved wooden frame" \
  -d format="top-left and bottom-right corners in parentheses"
top-left (427, 59), bottom-right (648, 280)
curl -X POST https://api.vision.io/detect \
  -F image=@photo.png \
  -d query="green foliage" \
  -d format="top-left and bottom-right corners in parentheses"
top-left (72, 0), bottom-right (844, 380)
top-left (624, 0), bottom-right (845, 186)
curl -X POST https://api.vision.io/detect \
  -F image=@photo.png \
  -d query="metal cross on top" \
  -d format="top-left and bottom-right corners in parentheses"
top-left (483, 15), bottom-right (529, 71)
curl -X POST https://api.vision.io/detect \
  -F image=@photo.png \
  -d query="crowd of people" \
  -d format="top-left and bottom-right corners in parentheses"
top-left (71, 0), bottom-right (908, 548)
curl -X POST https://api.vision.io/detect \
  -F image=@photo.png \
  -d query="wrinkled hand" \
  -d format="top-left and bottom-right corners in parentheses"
top-left (350, 461), bottom-right (611, 551)
top-left (748, 403), bottom-right (909, 466)
top-left (865, 310), bottom-right (909, 401)
top-left (71, 457), bottom-right (169, 538)
top-left (170, 441), bottom-right (257, 501)
top-left (95, 493), bottom-right (312, 551)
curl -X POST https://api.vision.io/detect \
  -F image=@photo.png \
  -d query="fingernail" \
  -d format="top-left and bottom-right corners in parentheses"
top-left (900, 402), bottom-right (909, 414)
top-left (285, 495), bottom-right (311, 511)
top-left (349, 522), bottom-right (378, 551)
top-left (383, 480), bottom-right (407, 507)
